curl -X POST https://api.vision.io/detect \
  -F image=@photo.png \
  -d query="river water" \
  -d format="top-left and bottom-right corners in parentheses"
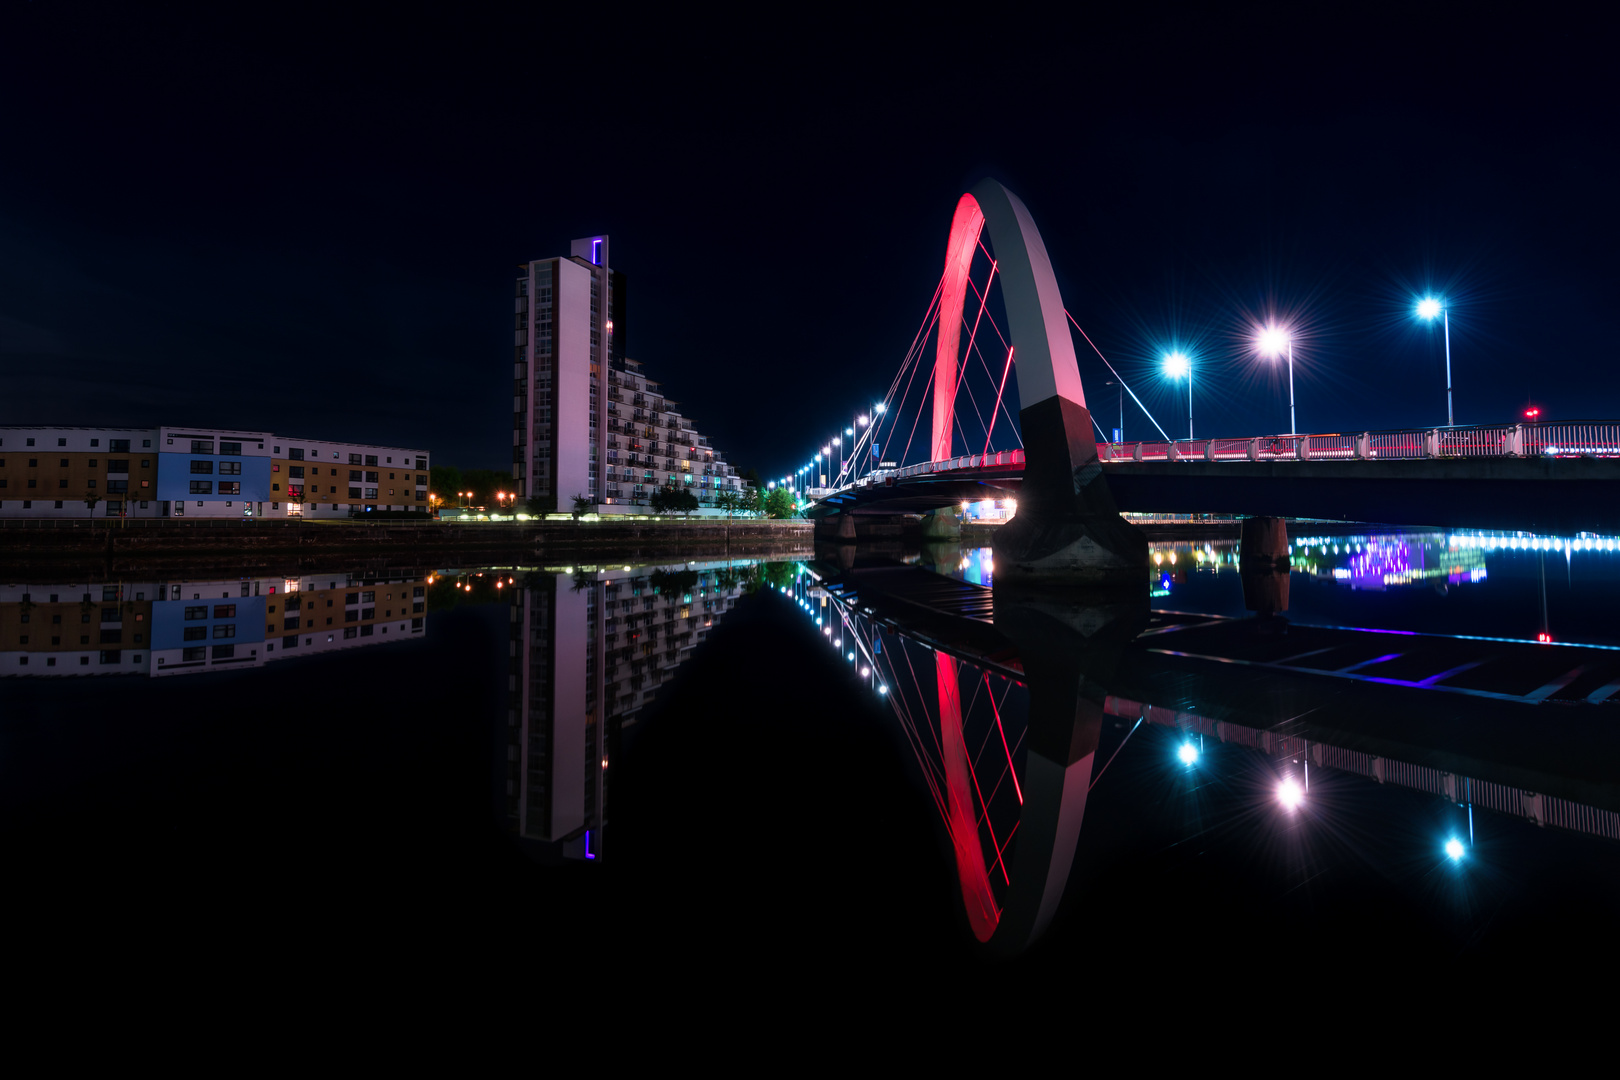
top-left (3, 529), bottom-right (1617, 999)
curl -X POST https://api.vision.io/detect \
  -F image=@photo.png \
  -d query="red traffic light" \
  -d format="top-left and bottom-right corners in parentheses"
top-left (1524, 407), bottom-right (1541, 419)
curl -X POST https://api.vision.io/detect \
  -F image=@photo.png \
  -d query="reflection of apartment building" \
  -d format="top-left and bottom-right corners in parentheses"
top-left (0, 425), bottom-right (428, 518)
top-left (511, 236), bottom-right (745, 512)
top-left (1, 570), bottom-right (428, 676)
top-left (505, 560), bottom-right (749, 859)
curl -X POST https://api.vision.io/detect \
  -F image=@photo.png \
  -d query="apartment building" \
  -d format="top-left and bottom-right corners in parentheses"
top-left (1, 570), bottom-right (428, 676)
top-left (511, 236), bottom-right (745, 512)
top-left (0, 425), bottom-right (428, 518)
top-left (504, 560), bottom-right (749, 859)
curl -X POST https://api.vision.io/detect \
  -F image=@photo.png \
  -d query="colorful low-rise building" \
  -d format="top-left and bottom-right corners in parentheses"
top-left (0, 425), bottom-right (429, 518)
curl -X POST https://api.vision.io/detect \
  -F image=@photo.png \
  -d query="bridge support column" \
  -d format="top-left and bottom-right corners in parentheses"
top-left (837, 511), bottom-right (857, 541)
top-left (993, 396), bottom-right (1147, 583)
top-left (1239, 516), bottom-right (1291, 620)
top-left (920, 507), bottom-right (961, 540)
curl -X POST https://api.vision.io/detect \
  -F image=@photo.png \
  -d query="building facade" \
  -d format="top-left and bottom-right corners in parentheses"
top-left (0, 426), bottom-right (428, 518)
top-left (512, 236), bottom-right (745, 512)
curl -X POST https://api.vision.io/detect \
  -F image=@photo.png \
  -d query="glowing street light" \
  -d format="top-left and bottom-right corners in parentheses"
top-left (1278, 777), bottom-right (1304, 809)
top-left (1257, 326), bottom-right (1296, 436)
top-left (1417, 297), bottom-right (1455, 427)
top-left (1177, 741), bottom-right (1199, 766)
top-left (1163, 351), bottom-right (1193, 440)
top-left (1445, 837), bottom-right (1465, 861)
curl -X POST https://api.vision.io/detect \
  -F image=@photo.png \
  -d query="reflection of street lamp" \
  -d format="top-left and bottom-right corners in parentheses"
top-left (1163, 352), bottom-right (1192, 440)
top-left (1257, 326), bottom-right (1295, 435)
top-left (1417, 297), bottom-right (1454, 426)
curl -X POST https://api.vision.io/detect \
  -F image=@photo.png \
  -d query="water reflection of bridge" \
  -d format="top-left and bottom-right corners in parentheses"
top-left (791, 556), bottom-right (1620, 953)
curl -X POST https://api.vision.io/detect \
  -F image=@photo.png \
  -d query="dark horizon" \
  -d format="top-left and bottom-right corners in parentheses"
top-left (2, 10), bottom-right (1613, 482)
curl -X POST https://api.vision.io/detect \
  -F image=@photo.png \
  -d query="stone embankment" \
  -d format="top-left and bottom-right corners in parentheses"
top-left (0, 518), bottom-right (814, 577)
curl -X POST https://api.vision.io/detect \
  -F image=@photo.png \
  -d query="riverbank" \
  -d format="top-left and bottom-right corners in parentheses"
top-left (0, 518), bottom-right (814, 577)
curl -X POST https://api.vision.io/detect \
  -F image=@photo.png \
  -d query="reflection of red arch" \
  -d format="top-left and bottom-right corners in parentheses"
top-left (937, 652), bottom-right (998, 942)
top-left (932, 181), bottom-right (1089, 463)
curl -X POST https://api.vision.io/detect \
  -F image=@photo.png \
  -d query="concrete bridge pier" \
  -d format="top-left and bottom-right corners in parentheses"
top-left (1239, 516), bottom-right (1291, 620)
top-left (920, 508), bottom-right (962, 540)
top-left (992, 397), bottom-right (1147, 584)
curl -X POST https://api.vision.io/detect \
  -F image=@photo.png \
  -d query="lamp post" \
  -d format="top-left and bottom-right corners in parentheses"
top-left (1258, 326), bottom-right (1295, 436)
top-left (1163, 353), bottom-right (1192, 440)
top-left (1418, 297), bottom-right (1453, 426)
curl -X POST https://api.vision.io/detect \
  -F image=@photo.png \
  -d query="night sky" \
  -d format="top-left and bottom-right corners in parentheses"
top-left (2, 9), bottom-right (1613, 479)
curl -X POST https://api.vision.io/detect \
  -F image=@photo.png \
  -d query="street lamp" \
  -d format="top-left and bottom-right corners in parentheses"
top-left (1257, 326), bottom-right (1295, 436)
top-left (1163, 352), bottom-right (1192, 440)
top-left (1417, 297), bottom-right (1454, 427)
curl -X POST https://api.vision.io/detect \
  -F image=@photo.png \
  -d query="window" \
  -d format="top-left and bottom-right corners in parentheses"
top-left (288, 448), bottom-right (305, 460)
top-left (189, 481), bottom-right (212, 494)
top-left (218, 482), bottom-right (241, 495)
top-left (108, 481), bottom-right (128, 493)
top-left (57, 438), bottom-right (66, 446)
top-left (141, 459), bottom-right (150, 468)
top-left (343, 626), bottom-right (358, 639)
top-left (348, 470), bottom-right (361, 481)
top-left (412, 601), bottom-right (424, 614)
top-left (344, 610), bottom-right (358, 622)
top-left (57, 479), bottom-right (67, 489)
top-left (348, 487), bottom-right (362, 499)
top-left (360, 625), bottom-right (374, 637)
top-left (28, 458), bottom-right (37, 467)
top-left (360, 591), bottom-right (374, 603)
top-left (345, 593), bottom-right (359, 604)
top-left (283, 616), bottom-right (300, 630)
top-left (59, 458), bottom-right (69, 467)
top-left (190, 440), bottom-right (213, 454)
top-left (364, 471), bottom-right (379, 483)
top-left (183, 646), bottom-right (207, 661)
top-left (349, 453), bottom-right (362, 465)
top-left (183, 626), bottom-right (207, 641)
top-left (212, 644), bottom-right (235, 659)
top-left (25, 438), bottom-right (34, 446)
top-left (416, 458), bottom-right (427, 469)
top-left (388, 472), bottom-right (395, 480)
top-left (213, 604), bottom-right (236, 617)
top-left (288, 465), bottom-right (304, 478)
top-left (184, 606), bottom-right (207, 619)
top-left (109, 439), bottom-right (130, 452)
top-left (213, 624), bottom-right (236, 639)
top-left (282, 634), bottom-right (299, 649)
top-left (365, 455), bottom-right (378, 466)
top-left (364, 488), bottom-right (379, 499)
top-left (143, 440), bottom-right (151, 447)
top-left (413, 586), bottom-right (424, 597)
top-left (411, 617), bottom-right (424, 630)
top-left (100, 630), bottom-right (121, 643)
top-left (219, 441), bottom-right (241, 455)
top-left (99, 650), bottom-right (121, 664)
top-left (218, 461), bottom-right (242, 475)
top-left (108, 459), bottom-right (129, 472)
top-left (190, 460), bottom-right (213, 474)
top-left (361, 607), bottom-right (375, 620)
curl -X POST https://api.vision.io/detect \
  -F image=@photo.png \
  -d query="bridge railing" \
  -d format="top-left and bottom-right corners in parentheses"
top-left (819, 421), bottom-right (1620, 502)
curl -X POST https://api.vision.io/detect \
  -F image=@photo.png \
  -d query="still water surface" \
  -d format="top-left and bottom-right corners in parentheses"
top-left (4, 531), bottom-right (1617, 993)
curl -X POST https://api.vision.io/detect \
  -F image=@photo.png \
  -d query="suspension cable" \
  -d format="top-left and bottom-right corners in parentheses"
top-left (1064, 309), bottom-right (1172, 442)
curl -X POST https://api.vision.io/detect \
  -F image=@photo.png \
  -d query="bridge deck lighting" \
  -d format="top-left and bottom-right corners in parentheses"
top-left (1278, 778), bottom-right (1304, 809)
top-left (874, 402), bottom-right (886, 413)
top-left (878, 684), bottom-right (888, 694)
top-left (1178, 742), bottom-right (1199, 765)
top-left (1445, 837), bottom-right (1465, 860)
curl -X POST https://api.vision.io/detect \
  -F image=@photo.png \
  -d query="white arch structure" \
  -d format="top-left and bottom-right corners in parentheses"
top-left (932, 180), bottom-right (1143, 579)
top-left (932, 180), bottom-right (1087, 463)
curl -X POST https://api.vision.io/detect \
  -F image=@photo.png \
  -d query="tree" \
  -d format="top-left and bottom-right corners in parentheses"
top-left (763, 487), bottom-right (797, 519)
top-left (84, 490), bottom-right (101, 519)
top-left (675, 488), bottom-right (699, 517)
top-left (429, 464), bottom-right (462, 504)
top-left (648, 486), bottom-right (675, 514)
top-left (743, 486), bottom-right (764, 516)
top-left (571, 494), bottom-right (594, 520)
top-left (714, 489), bottom-right (741, 517)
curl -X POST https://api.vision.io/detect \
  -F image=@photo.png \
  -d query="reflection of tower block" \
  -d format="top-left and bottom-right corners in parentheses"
top-left (1240, 517), bottom-right (1291, 617)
